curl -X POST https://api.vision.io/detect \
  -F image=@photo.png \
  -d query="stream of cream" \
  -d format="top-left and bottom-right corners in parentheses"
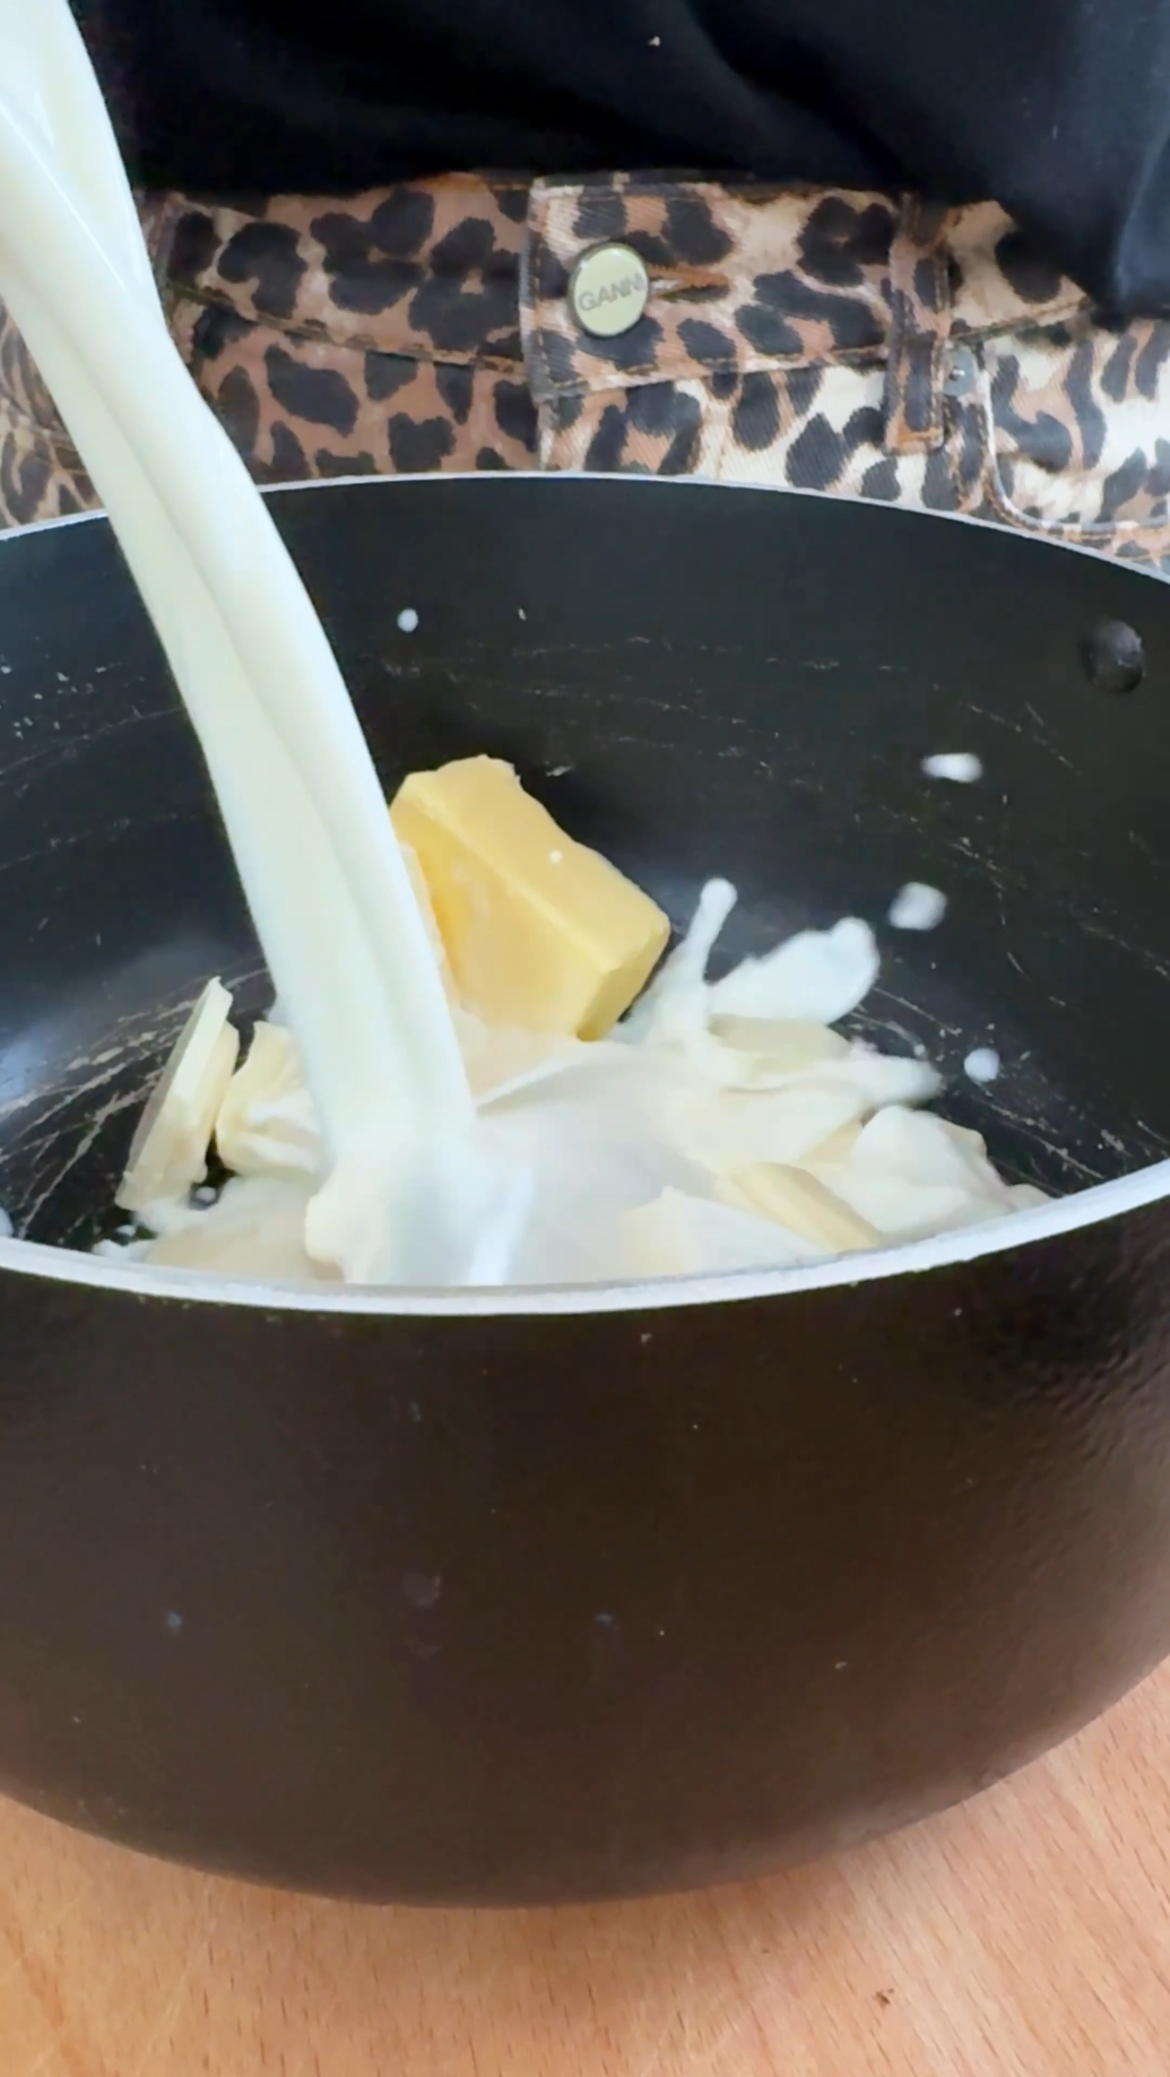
top-left (0, 0), bottom-right (495, 1282)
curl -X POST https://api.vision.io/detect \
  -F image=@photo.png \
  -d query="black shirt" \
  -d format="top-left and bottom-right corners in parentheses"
top-left (73, 0), bottom-right (1170, 315)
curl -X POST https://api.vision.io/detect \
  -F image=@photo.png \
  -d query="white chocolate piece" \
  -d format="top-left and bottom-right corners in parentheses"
top-left (143, 1177), bottom-right (339, 1281)
top-left (214, 1022), bottom-right (322, 1180)
top-left (619, 1187), bottom-right (818, 1277)
top-left (719, 1162), bottom-right (882, 1253)
top-left (117, 980), bottom-right (239, 1212)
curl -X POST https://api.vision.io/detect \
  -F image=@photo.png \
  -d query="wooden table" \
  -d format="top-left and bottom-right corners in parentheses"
top-left (3, 1662), bottom-right (1170, 2076)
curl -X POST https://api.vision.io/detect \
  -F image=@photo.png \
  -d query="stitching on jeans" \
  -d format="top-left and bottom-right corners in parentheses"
top-left (952, 299), bottom-right (1090, 344)
top-left (985, 466), bottom-right (1170, 544)
top-left (972, 371), bottom-right (1168, 545)
top-left (532, 175), bottom-right (897, 209)
top-left (524, 340), bottom-right (891, 401)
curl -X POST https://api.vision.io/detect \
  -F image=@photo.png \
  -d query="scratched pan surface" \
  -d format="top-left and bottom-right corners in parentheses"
top-left (0, 478), bottom-right (1167, 1902)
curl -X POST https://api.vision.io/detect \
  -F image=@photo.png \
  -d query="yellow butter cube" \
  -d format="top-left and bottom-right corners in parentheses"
top-left (390, 756), bottom-right (670, 1038)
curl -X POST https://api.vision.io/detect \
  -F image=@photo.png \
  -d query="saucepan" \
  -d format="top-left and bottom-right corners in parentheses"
top-left (0, 472), bottom-right (1168, 1904)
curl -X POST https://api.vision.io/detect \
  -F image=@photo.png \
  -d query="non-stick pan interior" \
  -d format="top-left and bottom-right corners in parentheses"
top-left (0, 478), bottom-right (1168, 1258)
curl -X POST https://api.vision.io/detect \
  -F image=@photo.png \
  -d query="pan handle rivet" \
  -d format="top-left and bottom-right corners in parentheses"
top-left (1082, 618), bottom-right (1145, 695)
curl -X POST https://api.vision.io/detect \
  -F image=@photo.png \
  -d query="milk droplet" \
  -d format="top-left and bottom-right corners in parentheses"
top-left (964, 1046), bottom-right (1001, 1083)
top-left (922, 752), bottom-right (983, 783)
top-left (888, 882), bottom-right (947, 930)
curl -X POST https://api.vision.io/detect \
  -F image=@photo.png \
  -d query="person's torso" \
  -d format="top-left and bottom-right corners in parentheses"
top-left (71, 0), bottom-right (1170, 313)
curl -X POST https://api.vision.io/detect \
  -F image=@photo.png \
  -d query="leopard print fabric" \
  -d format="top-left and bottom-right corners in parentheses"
top-left (4, 171), bottom-right (1170, 569)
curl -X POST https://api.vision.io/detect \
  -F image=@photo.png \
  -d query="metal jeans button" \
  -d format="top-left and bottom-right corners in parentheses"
top-left (568, 243), bottom-right (650, 339)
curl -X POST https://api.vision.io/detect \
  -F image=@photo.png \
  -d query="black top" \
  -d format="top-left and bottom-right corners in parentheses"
top-left (74, 0), bottom-right (1170, 315)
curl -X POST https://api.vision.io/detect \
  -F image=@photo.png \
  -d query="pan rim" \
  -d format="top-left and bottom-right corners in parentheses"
top-left (8, 468), bottom-right (1170, 586)
top-left (1, 471), bottom-right (1165, 1317)
top-left (1, 1161), bottom-right (1167, 1315)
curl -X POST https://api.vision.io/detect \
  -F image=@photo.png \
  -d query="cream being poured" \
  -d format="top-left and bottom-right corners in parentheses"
top-left (0, 0), bottom-right (494, 1282)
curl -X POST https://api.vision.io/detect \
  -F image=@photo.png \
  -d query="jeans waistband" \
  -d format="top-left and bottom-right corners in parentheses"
top-left (154, 173), bottom-right (1091, 406)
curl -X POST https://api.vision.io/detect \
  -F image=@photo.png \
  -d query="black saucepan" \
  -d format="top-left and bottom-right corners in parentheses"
top-left (0, 476), bottom-right (1168, 1904)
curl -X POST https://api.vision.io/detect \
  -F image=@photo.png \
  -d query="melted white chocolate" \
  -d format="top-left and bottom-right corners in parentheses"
top-left (124, 880), bottom-right (1043, 1285)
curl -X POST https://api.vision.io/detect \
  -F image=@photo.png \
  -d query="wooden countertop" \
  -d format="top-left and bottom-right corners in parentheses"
top-left (4, 1662), bottom-right (1170, 2076)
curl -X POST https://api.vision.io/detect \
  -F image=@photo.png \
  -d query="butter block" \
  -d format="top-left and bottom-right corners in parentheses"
top-left (400, 839), bottom-right (458, 1004)
top-left (390, 756), bottom-right (670, 1037)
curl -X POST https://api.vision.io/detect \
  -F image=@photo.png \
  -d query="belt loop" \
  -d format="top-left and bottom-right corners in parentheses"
top-left (884, 197), bottom-right (955, 456)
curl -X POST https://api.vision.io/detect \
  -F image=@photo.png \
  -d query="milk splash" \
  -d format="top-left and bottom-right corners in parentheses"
top-left (110, 867), bottom-right (1042, 1287)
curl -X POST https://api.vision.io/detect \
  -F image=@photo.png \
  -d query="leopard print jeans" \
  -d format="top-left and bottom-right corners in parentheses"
top-left (3, 172), bottom-right (1170, 569)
